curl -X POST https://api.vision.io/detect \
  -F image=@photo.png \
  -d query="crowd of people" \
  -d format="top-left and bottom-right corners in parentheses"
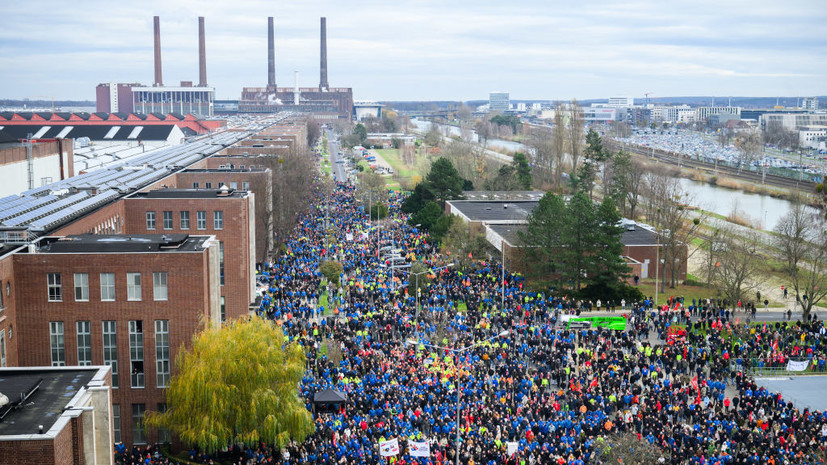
top-left (119, 180), bottom-right (827, 465)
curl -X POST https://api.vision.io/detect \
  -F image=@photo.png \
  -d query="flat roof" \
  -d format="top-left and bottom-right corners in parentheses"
top-left (461, 191), bottom-right (545, 201)
top-left (487, 224), bottom-right (661, 248)
top-left (36, 234), bottom-right (209, 253)
top-left (133, 188), bottom-right (247, 199)
top-left (449, 200), bottom-right (538, 222)
top-left (0, 368), bottom-right (97, 436)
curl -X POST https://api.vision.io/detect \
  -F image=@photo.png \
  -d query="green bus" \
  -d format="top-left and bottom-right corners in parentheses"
top-left (562, 316), bottom-right (627, 331)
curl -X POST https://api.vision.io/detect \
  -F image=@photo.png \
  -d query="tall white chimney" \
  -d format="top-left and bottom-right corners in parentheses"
top-left (294, 70), bottom-right (300, 105)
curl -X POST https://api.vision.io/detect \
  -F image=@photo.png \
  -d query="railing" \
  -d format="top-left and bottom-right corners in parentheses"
top-left (743, 357), bottom-right (827, 376)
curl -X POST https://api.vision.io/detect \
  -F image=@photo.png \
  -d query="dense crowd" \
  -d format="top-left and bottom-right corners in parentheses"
top-left (119, 181), bottom-right (827, 465)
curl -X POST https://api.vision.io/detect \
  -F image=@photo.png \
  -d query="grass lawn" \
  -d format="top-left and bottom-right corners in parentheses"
top-left (636, 279), bottom-right (782, 307)
top-left (375, 149), bottom-right (427, 181)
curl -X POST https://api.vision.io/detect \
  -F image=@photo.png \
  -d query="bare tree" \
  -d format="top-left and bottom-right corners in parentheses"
top-left (774, 204), bottom-right (827, 320)
top-left (711, 226), bottom-right (764, 304)
top-left (355, 171), bottom-right (388, 207)
top-left (527, 125), bottom-right (555, 188)
top-left (567, 99), bottom-right (585, 173)
top-left (735, 129), bottom-right (763, 173)
top-left (593, 432), bottom-right (669, 464)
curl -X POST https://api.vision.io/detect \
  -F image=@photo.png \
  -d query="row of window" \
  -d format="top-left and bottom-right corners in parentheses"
top-left (192, 180), bottom-right (251, 190)
top-left (49, 320), bottom-right (170, 390)
top-left (146, 210), bottom-right (223, 231)
top-left (112, 403), bottom-right (170, 445)
top-left (48, 272), bottom-right (167, 303)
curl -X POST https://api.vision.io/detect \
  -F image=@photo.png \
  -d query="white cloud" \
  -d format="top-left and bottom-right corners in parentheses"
top-left (0, 0), bottom-right (824, 101)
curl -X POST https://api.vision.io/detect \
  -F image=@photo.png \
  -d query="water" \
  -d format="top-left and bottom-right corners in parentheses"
top-left (679, 178), bottom-right (812, 231)
top-left (410, 119), bottom-right (804, 231)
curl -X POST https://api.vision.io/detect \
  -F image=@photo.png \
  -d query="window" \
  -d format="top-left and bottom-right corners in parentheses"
top-left (100, 273), bottom-right (115, 301)
top-left (127, 273), bottom-right (142, 301)
top-left (242, 182), bottom-right (250, 191)
top-left (214, 211), bottom-right (224, 230)
top-left (239, 165), bottom-right (245, 170)
top-left (49, 321), bottom-right (65, 366)
top-left (41, 177), bottom-right (53, 186)
top-left (230, 182), bottom-right (238, 189)
top-left (132, 404), bottom-right (146, 444)
top-left (103, 321), bottom-right (118, 388)
top-left (155, 320), bottom-right (170, 388)
top-left (129, 321), bottom-right (144, 388)
top-left (192, 182), bottom-right (199, 189)
top-left (48, 273), bottom-right (62, 302)
top-left (219, 241), bottom-right (225, 286)
top-left (180, 211), bottom-right (190, 230)
top-left (196, 211), bottom-right (206, 230)
top-left (153, 272), bottom-right (168, 301)
top-left (205, 182), bottom-right (212, 189)
top-left (112, 404), bottom-right (121, 443)
top-left (163, 211), bottom-right (173, 230)
top-left (0, 330), bottom-right (6, 367)
top-left (0, 280), bottom-right (4, 310)
top-left (76, 321), bottom-right (92, 366)
top-left (220, 296), bottom-right (226, 323)
top-left (74, 273), bottom-right (89, 302)
top-left (145, 211), bottom-right (156, 230)
top-left (157, 403), bottom-right (171, 443)
top-left (219, 164), bottom-right (226, 169)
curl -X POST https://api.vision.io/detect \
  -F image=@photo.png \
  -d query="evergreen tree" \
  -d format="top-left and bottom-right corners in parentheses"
top-left (425, 157), bottom-right (465, 204)
top-left (512, 152), bottom-right (532, 189)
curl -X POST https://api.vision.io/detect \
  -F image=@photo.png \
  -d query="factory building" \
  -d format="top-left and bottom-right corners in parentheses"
top-left (95, 16), bottom-right (215, 117)
top-left (0, 138), bottom-right (73, 197)
top-left (239, 17), bottom-right (353, 120)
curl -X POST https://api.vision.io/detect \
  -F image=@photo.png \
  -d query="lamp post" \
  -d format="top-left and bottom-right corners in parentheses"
top-left (406, 330), bottom-right (510, 465)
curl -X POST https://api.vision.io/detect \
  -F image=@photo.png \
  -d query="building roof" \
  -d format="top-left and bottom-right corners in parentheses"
top-left (461, 191), bottom-right (545, 201)
top-left (0, 124), bottom-right (179, 142)
top-left (36, 234), bottom-right (209, 253)
top-left (448, 200), bottom-right (538, 223)
top-left (487, 223), bottom-right (662, 248)
top-left (133, 188), bottom-right (247, 199)
top-left (0, 367), bottom-right (102, 436)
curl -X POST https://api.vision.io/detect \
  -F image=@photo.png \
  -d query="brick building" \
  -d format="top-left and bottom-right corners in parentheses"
top-left (0, 365), bottom-right (113, 465)
top-left (11, 234), bottom-right (221, 446)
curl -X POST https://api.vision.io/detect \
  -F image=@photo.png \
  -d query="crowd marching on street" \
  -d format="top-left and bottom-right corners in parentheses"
top-left (119, 181), bottom-right (827, 465)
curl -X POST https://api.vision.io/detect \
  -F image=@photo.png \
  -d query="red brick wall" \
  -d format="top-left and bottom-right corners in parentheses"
top-left (622, 244), bottom-right (687, 282)
top-left (0, 252), bottom-right (20, 367)
top-left (122, 196), bottom-right (252, 320)
top-left (53, 200), bottom-right (126, 236)
top-left (12, 248), bottom-right (213, 445)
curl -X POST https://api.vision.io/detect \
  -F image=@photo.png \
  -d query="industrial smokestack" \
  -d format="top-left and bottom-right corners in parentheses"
top-left (267, 17), bottom-right (276, 90)
top-left (198, 17), bottom-right (207, 86)
top-left (319, 17), bottom-right (329, 91)
top-left (153, 16), bottom-right (163, 86)
top-left (294, 70), bottom-right (300, 105)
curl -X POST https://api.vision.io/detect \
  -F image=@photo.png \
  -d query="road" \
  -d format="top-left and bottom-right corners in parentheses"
top-left (327, 130), bottom-right (348, 182)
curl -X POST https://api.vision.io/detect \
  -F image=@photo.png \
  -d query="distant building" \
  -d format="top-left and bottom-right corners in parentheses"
top-left (799, 126), bottom-right (827, 149)
top-left (802, 97), bottom-right (819, 111)
top-left (695, 106), bottom-right (741, 122)
top-left (760, 112), bottom-right (827, 132)
top-left (132, 83), bottom-right (215, 117)
top-left (0, 366), bottom-right (113, 465)
top-left (96, 82), bottom-right (140, 113)
top-left (607, 97), bottom-right (635, 107)
top-left (489, 92), bottom-right (510, 113)
top-left (583, 107), bottom-right (618, 122)
top-left (353, 101), bottom-right (383, 121)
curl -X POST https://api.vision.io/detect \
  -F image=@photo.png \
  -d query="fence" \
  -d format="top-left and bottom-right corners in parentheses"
top-left (743, 358), bottom-right (827, 377)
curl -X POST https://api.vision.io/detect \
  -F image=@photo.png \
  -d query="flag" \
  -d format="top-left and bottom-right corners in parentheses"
top-left (590, 378), bottom-right (598, 388)
top-left (408, 440), bottom-right (430, 457)
top-left (506, 442), bottom-right (519, 456)
top-left (380, 438), bottom-right (400, 457)
top-left (690, 375), bottom-right (699, 392)
top-left (468, 252), bottom-right (473, 259)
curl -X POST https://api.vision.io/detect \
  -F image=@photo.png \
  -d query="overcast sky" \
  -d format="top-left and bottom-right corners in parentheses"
top-left (1, 0), bottom-right (824, 102)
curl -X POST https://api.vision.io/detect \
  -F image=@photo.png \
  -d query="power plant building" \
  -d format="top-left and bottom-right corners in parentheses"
top-left (95, 16), bottom-right (215, 117)
top-left (239, 17), bottom-right (353, 120)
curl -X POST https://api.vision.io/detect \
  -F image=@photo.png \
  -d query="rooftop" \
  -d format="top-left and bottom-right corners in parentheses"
top-left (35, 234), bottom-right (209, 253)
top-left (132, 188), bottom-right (247, 199)
top-left (487, 223), bottom-right (661, 248)
top-left (0, 367), bottom-right (100, 436)
top-left (448, 200), bottom-right (538, 223)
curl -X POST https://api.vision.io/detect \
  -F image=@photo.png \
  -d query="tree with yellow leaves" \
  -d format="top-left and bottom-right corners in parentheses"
top-left (146, 316), bottom-right (314, 453)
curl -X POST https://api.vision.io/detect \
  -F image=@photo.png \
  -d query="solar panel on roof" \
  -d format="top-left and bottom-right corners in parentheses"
top-left (4, 192), bottom-right (89, 226)
top-left (0, 195), bottom-right (58, 222)
top-left (29, 190), bottom-right (119, 231)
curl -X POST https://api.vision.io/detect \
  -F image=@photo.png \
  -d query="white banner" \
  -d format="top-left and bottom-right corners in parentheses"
top-left (380, 438), bottom-right (400, 457)
top-left (408, 440), bottom-right (430, 457)
top-left (346, 233), bottom-right (354, 241)
top-left (507, 442), bottom-right (519, 456)
top-left (787, 360), bottom-right (810, 371)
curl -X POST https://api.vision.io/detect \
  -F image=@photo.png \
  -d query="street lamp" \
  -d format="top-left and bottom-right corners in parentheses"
top-left (405, 330), bottom-right (510, 465)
